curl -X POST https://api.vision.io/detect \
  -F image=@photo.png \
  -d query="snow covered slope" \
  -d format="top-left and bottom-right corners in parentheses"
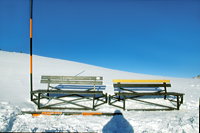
top-left (0, 51), bottom-right (199, 132)
top-left (0, 50), bottom-right (165, 106)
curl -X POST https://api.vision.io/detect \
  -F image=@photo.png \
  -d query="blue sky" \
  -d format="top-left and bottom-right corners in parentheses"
top-left (0, 0), bottom-right (200, 78)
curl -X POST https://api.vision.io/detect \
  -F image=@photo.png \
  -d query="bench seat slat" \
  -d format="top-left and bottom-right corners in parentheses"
top-left (41, 80), bottom-right (103, 85)
top-left (32, 90), bottom-right (104, 94)
top-left (56, 85), bottom-right (106, 90)
top-left (114, 84), bottom-right (171, 88)
top-left (42, 76), bottom-right (103, 80)
top-left (114, 88), bottom-right (162, 92)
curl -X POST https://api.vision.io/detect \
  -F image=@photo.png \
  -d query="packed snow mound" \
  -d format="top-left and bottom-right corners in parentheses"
top-left (0, 50), bottom-right (199, 132)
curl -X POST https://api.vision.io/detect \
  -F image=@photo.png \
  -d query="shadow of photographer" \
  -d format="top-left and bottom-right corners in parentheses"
top-left (102, 110), bottom-right (134, 133)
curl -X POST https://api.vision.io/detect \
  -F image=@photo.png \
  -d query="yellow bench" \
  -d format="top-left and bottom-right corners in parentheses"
top-left (109, 79), bottom-right (184, 111)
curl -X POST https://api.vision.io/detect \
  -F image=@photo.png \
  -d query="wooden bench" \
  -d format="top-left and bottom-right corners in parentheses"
top-left (31, 76), bottom-right (107, 110)
top-left (108, 80), bottom-right (184, 111)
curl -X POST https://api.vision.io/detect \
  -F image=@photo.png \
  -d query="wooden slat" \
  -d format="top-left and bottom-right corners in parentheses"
top-left (41, 80), bottom-right (103, 85)
top-left (41, 76), bottom-right (103, 80)
top-left (114, 83), bottom-right (171, 88)
top-left (32, 89), bottom-right (104, 94)
top-left (55, 85), bottom-right (106, 90)
top-left (162, 92), bottom-right (184, 96)
top-left (113, 79), bottom-right (170, 83)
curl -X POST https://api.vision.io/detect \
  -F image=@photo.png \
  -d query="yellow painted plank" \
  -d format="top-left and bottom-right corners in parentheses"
top-left (113, 79), bottom-right (170, 83)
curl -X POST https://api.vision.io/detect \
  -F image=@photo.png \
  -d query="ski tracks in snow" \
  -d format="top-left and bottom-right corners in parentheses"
top-left (0, 102), bottom-right (19, 132)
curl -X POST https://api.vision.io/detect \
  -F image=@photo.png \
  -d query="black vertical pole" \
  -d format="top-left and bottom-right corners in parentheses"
top-left (164, 82), bottom-right (167, 99)
top-left (30, 0), bottom-right (33, 101)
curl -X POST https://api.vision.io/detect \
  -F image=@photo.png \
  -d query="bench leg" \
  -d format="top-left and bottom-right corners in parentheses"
top-left (118, 92), bottom-right (121, 101)
top-left (164, 86), bottom-right (167, 100)
top-left (180, 95), bottom-right (183, 104)
top-left (38, 93), bottom-right (41, 109)
top-left (47, 83), bottom-right (50, 99)
top-left (92, 94), bottom-right (95, 110)
top-left (31, 92), bottom-right (33, 101)
top-left (177, 95), bottom-right (180, 110)
top-left (105, 94), bottom-right (108, 103)
top-left (123, 96), bottom-right (126, 110)
top-left (108, 95), bottom-right (111, 105)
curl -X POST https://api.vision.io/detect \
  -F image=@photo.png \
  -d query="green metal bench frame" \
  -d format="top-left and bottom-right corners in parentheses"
top-left (31, 76), bottom-right (107, 110)
top-left (109, 80), bottom-right (184, 111)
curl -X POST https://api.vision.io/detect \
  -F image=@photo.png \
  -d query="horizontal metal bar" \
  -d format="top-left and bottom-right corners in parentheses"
top-left (39, 107), bottom-right (93, 110)
top-left (115, 92), bottom-right (183, 96)
top-left (127, 108), bottom-right (176, 111)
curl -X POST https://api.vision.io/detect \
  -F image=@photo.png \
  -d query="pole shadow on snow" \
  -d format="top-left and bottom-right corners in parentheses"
top-left (102, 110), bottom-right (134, 133)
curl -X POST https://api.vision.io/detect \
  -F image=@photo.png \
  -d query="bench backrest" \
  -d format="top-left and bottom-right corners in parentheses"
top-left (41, 76), bottom-right (103, 85)
top-left (113, 79), bottom-right (171, 91)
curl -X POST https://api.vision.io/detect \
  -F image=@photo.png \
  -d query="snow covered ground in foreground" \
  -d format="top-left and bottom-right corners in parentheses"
top-left (0, 51), bottom-right (199, 132)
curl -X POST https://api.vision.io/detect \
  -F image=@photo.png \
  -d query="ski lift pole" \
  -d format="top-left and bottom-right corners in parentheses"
top-left (30, 0), bottom-right (33, 101)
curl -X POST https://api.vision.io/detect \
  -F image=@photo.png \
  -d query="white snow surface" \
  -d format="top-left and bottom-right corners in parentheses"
top-left (0, 51), bottom-right (199, 132)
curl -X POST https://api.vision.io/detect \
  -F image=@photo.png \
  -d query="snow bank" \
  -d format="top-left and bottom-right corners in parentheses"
top-left (1, 102), bottom-right (198, 132)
